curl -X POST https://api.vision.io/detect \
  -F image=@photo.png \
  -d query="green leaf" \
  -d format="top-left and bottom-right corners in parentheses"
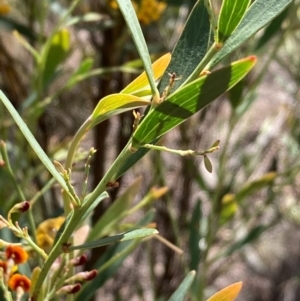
top-left (81, 191), bottom-right (109, 221)
top-left (42, 28), bottom-right (70, 85)
top-left (87, 177), bottom-right (143, 242)
top-left (168, 271), bottom-right (196, 301)
top-left (235, 172), bottom-right (277, 204)
top-left (65, 57), bottom-right (94, 89)
top-left (158, 1), bottom-right (210, 93)
top-left (132, 56), bottom-right (256, 148)
top-left (254, 6), bottom-right (289, 51)
top-left (204, 155), bottom-right (213, 173)
top-left (206, 282), bottom-right (242, 301)
top-left (65, 12), bottom-right (106, 26)
top-left (116, 0), bottom-right (158, 99)
top-left (223, 226), bottom-right (266, 257)
top-left (121, 53), bottom-right (171, 96)
top-left (211, 0), bottom-right (293, 67)
top-left (91, 94), bottom-right (150, 127)
top-left (217, 0), bottom-right (251, 44)
top-left (115, 0), bottom-right (211, 178)
top-left (73, 210), bottom-right (156, 301)
top-left (0, 90), bottom-right (68, 192)
top-left (188, 200), bottom-right (202, 270)
top-left (69, 228), bottom-right (158, 251)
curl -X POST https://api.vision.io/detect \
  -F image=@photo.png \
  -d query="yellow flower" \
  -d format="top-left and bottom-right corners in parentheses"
top-left (137, 0), bottom-right (166, 25)
top-left (0, 2), bottom-right (11, 15)
top-left (36, 217), bottom-right (65, 251)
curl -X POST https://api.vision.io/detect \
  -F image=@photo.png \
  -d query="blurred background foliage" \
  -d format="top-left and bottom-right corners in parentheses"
top-left (0, 0), bottom-right (300, 300)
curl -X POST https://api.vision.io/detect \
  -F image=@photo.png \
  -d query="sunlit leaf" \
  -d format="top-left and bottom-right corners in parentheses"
top-left (91, 94), bottom-right (150, 127)
top-left (122, 53), bottom-right (171, 96)
top-left (206, 282), bottom-right (243, 301)
top-left (116, 0), bottom-right (158, 99)
top-left (217, 0), bottom-right (251, 43)
top-left (132, 56), bottom-right (256, 148)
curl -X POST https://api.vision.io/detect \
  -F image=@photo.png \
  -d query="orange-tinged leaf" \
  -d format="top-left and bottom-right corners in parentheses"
top-left (91, 93), bottom-right (150, 126)
top-left (207, 282), bottom-right (243, 301)
top-left (122, 53), bottom-right (171, 95)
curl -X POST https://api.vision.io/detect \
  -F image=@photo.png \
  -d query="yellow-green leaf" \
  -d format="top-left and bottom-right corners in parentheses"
top-left (206, 282), bottom-right (243, 301)
top-left (220, 194), bottom-right (238, 225)
top-left (235, 172), bottom-right (277, 203)
top-left (122, 53), bottom-right (171, 96)
top-left (91, 93), bottom-right (150, 127)
top-left (43, 28), bottom-right (70, 85)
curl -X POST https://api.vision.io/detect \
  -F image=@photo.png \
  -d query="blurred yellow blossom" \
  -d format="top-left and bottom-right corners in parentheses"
top-left (36, 217), bottom-right (65, 251)
top-left (0, 1), bottom-right (10, 15)
top-left (107, 0), bottom-right (166, 25)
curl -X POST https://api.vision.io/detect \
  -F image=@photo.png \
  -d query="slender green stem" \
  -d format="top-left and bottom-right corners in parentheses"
top-left (142, 143), bottom-right (219, 156)
top-left (32, 140), bottom-right (133, 299)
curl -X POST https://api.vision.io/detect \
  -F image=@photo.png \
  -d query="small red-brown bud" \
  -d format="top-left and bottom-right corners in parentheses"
top-left (56, 283), bottom-right (81, 295)
top-left (64, 270), bottom-right (98, 284)
top-left (69, 254), bottom-right (87, 267)
top-left (10, 201), bottom-right (30, 214)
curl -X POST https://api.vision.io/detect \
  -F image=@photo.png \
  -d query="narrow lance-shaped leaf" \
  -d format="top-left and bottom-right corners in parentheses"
top-left (115, 0), bottom-right (211, 178)
top-left (211, 0), bottom-right (293, 67)
top-left (69, 228), bottom-right (158, 251)
top-left (217, 0), bottom-right (251, 44)
top-left (168, 271), bottom-right (196, 301)
top-left (116, 0), bottom-right (159, 100)
top-left (42, 28), bottom-right (70, 85)
top-left (132, 56), bottom-right (257, 148)
top-left (91, 94), bottom-right (150, 127)
top-left (0, 90), bottom-right (69, 192)
top-left (122, 53), bottom-right (171, 96)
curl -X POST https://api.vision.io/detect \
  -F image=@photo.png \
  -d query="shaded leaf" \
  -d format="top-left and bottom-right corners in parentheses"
top-left (69, 228), bottom-right (158, 251)
top-left (254, 6), bottom-right (289, 51)
top-left (204, 155), bottom-right (213, 173)
top-left (223, 226), bottom-right (266, 257)
top-left (207, 282), bottom-right (243, 301)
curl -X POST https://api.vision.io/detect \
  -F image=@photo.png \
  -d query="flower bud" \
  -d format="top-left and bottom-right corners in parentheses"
top-left (56, 283), bottom-right (81, 295)
top-left (64, 270), bottom-right (98, 284)
top-left (69, 254), bottom-right (87, 267)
